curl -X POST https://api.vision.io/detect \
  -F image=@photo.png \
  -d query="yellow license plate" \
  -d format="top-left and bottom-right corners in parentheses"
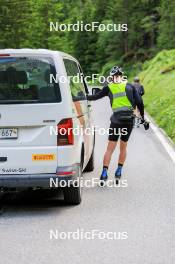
top-left (32, 154), bottom-right (56, 161)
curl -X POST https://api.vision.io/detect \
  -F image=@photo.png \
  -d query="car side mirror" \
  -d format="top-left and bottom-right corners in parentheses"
top-left (92, 87), bottom-right (101, 95)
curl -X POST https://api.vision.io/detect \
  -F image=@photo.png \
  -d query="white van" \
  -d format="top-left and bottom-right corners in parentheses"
top-left (0, 49), bottom-right (95, 205)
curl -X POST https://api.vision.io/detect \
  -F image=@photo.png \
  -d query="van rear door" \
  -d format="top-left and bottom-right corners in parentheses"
top-left (0, 55), bottom-right (61, 175)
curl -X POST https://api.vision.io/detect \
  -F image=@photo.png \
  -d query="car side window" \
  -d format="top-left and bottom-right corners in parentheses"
top-left (78, 64), bottom-right (89, 94)
top-left (64, 59), bottom-right (86, 102)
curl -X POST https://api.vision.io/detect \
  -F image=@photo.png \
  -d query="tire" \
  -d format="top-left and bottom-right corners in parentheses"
top-left (84, 135), bottom-right (95, 172)
top-left (63, 166), bottom-right (82, 205)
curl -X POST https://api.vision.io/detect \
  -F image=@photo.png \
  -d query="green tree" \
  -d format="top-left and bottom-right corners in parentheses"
top-left (0, 0), bottom-right (31, 48)
top-left (158, 0), bottom-right (175, 49)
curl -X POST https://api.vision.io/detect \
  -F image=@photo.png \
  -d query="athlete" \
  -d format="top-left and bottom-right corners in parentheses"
top-left (132, 76), bottom-right (145, 127)
top-left (87, 66), bottom-right (145, 185)
top-left (133, 76), bottom-right (145, 96)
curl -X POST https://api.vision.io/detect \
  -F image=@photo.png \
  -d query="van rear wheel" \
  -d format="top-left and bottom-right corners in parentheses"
top-left (63, 166), bottom-right (82, 205)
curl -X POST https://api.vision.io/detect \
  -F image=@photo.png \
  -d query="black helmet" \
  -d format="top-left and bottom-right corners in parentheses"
top-left (110, 66), bottom-right (123, 76)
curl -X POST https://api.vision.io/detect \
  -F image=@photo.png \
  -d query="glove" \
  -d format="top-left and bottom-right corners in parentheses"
top-left (143, 121), bottom-right (150, 130)
top-left (87, 94), bottom-right (91, 100)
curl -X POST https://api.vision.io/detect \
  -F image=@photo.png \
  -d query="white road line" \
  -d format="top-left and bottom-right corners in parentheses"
top-left (146, 114), bottom-right (175, 163)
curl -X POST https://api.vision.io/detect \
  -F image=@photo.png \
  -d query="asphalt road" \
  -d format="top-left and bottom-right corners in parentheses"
top-left (0, 97), bottom-right (175, 264)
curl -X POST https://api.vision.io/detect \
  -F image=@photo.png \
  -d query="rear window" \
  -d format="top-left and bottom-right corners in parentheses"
top-left (0, 56), bottom-right (61, 104)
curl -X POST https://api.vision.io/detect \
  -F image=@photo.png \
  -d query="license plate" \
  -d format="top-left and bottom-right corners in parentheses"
top-left (0, 128), bottom-right (18, 139)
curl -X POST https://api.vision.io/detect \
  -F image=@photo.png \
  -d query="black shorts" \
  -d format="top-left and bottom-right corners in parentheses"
top-left (108, 122), bottom-right (133, 142)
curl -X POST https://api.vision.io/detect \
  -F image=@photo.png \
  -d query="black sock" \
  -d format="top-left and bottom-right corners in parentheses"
top-left (118, 163), bottom-right (123, 167)
top-left (103, 166), bottom-right (108, 170)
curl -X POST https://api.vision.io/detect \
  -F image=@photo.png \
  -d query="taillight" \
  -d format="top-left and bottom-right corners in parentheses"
top-left (57, 118), bottom-right (74, 146)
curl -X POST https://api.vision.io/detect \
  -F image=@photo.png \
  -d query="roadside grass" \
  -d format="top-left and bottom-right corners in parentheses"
top-left (139, 49), bottom-right (175, 143)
